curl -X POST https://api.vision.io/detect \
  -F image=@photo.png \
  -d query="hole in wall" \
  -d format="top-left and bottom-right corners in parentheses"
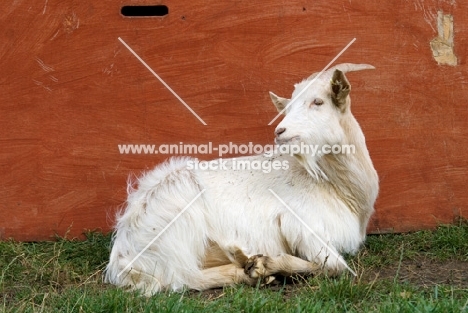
top-left (121, 5), bottom-right (169, 17)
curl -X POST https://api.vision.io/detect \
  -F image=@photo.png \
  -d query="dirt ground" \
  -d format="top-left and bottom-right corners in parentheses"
top-left (362, 256), bottom-right (468, 288)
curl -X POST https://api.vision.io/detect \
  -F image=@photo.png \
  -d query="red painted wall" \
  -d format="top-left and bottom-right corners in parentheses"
top-left (1, 0), bottom-right (467, 240)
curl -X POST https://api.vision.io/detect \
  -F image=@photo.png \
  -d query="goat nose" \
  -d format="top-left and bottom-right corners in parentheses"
top-left (275, 127), bottom-right (286, 136)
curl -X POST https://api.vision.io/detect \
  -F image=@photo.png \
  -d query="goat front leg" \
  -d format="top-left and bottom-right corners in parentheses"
top-left (244, 254), bottom-right (330, 279)
top-left (189, 246), bottom-right (276, 290)
top-left (187, 264), bottom-right (258, 290)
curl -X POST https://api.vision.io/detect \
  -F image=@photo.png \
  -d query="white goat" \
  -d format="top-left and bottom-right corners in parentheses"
top-left (105, 63), bottom-right (379, 295)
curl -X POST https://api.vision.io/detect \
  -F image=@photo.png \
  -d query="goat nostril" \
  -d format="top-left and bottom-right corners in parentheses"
top-left (275, 127), bottom-right (286, 136)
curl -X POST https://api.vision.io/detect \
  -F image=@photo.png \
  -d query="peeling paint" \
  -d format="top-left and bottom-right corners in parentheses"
top-left (35, 57), bottom-right (54, 72)
top-left (63, 12), bottom-right (80, 34)
top-left (102, 63), bottom-right (119, 76)
top-left (33, 79), bottom-right (52, 92)
top-left (42, 0), bottom-right (48, 14)
top-left (430, 11), bottom-right (458, 66)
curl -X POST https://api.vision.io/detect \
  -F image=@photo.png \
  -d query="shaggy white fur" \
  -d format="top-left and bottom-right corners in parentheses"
top-left (105, 63), bottom-right (379, 295)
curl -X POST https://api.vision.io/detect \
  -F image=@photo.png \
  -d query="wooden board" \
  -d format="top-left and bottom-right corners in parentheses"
top-left (1, 0), bottom-right (467, 241)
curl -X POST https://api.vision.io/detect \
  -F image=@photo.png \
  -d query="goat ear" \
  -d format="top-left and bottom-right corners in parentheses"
top-left (269, 91), bottom-right (289, 114)
top-left (330, 70), bottom-right (351, 109)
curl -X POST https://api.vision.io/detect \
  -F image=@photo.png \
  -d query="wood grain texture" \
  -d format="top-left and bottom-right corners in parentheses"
top-left (0, 0), bottom-right (467, 240)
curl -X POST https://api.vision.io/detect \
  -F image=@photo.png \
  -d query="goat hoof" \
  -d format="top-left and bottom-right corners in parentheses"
top-left (261, 275), bottom-right (276, 287)
top-left (244, 254), bottom-right (263, 275)
top-left (244, 254), bottom-right (271, 278)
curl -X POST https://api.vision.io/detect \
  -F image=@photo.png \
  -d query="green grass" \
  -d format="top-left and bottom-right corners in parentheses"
top-left (1, 220), bottom-right (467, 312)
top-left (361, 218), bottom-right (468, 266)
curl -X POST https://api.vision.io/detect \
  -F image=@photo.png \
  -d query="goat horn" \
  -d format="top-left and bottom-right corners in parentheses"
top-left (307, 63), bottom-right (375, 80)
top-left (329, 63), bottom-right (375, 73)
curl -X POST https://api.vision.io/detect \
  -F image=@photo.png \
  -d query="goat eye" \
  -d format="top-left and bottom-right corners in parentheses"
top-left (312, 98), bottom-right (324, 106)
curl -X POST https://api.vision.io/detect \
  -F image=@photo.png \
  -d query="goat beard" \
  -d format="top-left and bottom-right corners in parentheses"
top-left (294, 153), bottom-right (328, 181)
